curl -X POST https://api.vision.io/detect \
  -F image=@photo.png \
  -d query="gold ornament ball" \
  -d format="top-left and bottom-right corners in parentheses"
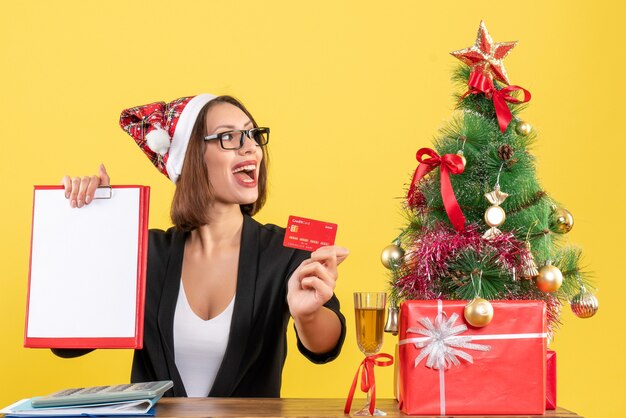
top-left (381, 244), bottom-right (404, 269)
top-left (464, 298), bottom-right (494, 327)
top-left (550, 208), bottom-right (574, 234)
top-left (570, 291), bottom-right (599, 318)
top-left (535, 263), bottom-right (563, 293)
top-left (516, 120), bottom-right (532, 136)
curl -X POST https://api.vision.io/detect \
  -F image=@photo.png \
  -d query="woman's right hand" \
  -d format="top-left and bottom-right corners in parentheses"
top-left (61, 164), bottom-right (110, 208)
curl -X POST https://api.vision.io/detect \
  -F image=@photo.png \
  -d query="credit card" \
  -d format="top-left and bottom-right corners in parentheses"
top-left (283, 215), bottom-right (338, 252)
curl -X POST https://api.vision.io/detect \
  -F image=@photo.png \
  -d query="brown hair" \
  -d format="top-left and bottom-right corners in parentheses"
top-left (170, 96), bottom-right (269, 231)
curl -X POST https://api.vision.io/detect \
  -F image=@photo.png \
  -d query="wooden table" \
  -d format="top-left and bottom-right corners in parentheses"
top-left (155, 398), bottom-right (583, 417)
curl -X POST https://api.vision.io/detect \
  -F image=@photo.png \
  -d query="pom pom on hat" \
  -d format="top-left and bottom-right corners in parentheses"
top-left (145, 126), bottom-right (171, 156)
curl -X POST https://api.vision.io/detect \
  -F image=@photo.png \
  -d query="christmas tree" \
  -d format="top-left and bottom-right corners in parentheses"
top-left (383, 21), bottom-right (598, 335)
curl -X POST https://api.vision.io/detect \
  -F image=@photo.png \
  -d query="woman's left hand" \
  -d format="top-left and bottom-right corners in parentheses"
top-left (287, 246), bottom-right (349, 320)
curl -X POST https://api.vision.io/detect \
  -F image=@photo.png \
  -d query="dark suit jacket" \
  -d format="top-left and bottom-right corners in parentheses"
top-left (131, 215), bottom-right (346, 397)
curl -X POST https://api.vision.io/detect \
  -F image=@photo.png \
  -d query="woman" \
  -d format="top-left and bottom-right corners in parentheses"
top-left (59, 94), bottom-right (347, 397)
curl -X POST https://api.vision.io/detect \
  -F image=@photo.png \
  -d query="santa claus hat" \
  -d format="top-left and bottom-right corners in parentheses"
top-left (119, 94), bottom-right (216, 183)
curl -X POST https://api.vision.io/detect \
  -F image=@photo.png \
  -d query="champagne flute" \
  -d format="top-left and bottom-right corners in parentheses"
top-left (354, 292), bottom-right (386, 416)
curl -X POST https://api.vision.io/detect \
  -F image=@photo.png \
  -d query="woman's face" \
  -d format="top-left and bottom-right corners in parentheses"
top-left (203, 102), bottom-right (264, 207)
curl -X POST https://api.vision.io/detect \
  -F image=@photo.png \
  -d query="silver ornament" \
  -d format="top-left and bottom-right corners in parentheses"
top-left (571, 288), bottom-right (599, 318)
top-left (384, 304), bottom-right (399, 335)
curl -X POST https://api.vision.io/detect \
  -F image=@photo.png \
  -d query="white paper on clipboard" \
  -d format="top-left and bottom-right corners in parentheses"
top-left (25, 185), bottom-right (149, 348)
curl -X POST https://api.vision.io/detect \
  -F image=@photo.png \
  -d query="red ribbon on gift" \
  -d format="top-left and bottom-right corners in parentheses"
top-left (344, 353), bottom-right (394, 415)
top-left (407, 148), bottom-right (466, 231)
top-left (461, 70), bottom-right (531, 133)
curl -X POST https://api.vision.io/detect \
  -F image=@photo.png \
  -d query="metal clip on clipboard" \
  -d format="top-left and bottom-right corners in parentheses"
top-left (94, 186), bottom-right (113, 199)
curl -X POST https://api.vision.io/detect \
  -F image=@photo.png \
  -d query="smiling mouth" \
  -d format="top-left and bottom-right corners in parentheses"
top-left (232, 164), bottom-right (257, 184)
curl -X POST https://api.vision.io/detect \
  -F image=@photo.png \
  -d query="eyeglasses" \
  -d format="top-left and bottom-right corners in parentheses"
top-left (204, 127), bottom-right (270, 150)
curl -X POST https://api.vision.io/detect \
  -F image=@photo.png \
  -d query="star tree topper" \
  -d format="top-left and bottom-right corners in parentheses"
top-left (450, 21), bottom-right (517, 85)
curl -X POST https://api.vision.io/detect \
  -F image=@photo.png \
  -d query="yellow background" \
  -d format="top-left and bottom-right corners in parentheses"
top-left (1, 1), bottom-right (623, 417)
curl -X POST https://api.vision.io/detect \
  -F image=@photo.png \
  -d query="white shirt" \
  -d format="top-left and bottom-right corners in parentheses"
top-left (173, 279), bottom-right (235, 397)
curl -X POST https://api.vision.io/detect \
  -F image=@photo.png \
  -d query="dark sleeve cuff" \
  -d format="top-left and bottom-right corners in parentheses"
top-left (51, 348), bottom-right (95, 358)
top-left (295, 294), bottom-right (347, 364)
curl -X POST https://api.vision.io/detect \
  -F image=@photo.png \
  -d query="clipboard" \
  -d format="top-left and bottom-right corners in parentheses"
top-left (24, 185), bottom-right (150, 349)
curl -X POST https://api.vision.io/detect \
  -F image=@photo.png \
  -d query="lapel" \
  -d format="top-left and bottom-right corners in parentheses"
top-left (157, 228), bottom-right (188, 396)
top-left (209, 214), bottom-right (259, 396)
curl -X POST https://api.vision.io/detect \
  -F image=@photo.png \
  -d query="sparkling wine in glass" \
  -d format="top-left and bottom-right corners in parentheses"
top-left (354, 292), bottom-right (386, 416)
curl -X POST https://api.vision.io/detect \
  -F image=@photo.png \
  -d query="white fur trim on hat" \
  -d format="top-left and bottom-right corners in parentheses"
top-left (145, 127), bottom-right (171, 156)
top-left (166, 93), bottom-right (216, 183)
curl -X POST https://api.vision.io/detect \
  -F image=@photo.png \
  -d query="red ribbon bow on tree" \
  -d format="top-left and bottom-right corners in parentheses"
top-left (344, 353), bottom-right (394, 415)
top-left (462, 70), bottom-right (531, 133)
top-left (407, 148), bottom-right (466, 231)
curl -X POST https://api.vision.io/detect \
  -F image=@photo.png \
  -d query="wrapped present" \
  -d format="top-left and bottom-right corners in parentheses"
top-left (394, 343), bottom-right (400, 402)
top-left (546, 349), bottom-right (557, 410)
top-left (398, 300), bottom-right (546, 415)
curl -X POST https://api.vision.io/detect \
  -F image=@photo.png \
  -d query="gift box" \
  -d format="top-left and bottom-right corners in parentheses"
top-left (394, 343), bottom-right (399, 401)
top-left (398, 300), bottom-right (546, 415)
top-left (546, 349), bottom-right (557, 410)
